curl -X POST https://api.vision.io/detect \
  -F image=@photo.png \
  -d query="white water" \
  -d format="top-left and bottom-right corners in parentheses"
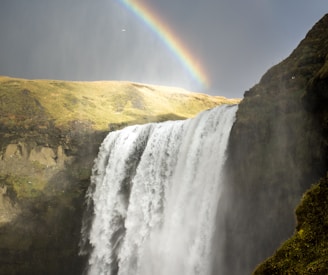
top-left (81, 104), bottom-right (238, 275)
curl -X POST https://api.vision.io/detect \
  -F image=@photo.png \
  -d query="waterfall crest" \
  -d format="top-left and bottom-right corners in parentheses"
top-left (80, 104), bottom-right (238, 275)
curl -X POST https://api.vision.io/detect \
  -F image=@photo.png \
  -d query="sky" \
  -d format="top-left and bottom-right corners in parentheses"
top-left (0, 0), bottom-right (327, 98)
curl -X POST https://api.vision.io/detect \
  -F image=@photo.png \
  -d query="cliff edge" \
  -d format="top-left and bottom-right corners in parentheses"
top-left (0, 80), bottom-right (236, 274)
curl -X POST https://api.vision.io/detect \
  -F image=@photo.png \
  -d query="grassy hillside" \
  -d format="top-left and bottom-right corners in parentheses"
top-left (0, 76), bottom-right (239, 130)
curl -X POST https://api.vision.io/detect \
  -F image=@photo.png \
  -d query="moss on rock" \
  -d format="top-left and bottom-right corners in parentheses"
top-left (253, 174), bottom-right (328, 274)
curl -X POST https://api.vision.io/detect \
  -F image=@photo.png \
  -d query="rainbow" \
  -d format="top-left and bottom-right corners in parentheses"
top-left (119, 0), bottom-right (209, 88)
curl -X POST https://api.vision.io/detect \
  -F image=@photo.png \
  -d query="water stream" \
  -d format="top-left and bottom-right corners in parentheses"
top-left (80, 104), bottom-right (238, 275)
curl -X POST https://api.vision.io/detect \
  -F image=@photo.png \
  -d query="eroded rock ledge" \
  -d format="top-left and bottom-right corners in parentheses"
top-left (0, 123), bottom-right (107, 274)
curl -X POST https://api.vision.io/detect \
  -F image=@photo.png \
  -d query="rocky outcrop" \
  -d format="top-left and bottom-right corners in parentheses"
top-left (0, 125), bottom-right (106, 274)
top-left (3, 143), bottom-right (69, 167)
top-left (0, 185), bottom-right (20, 225)
top-left (215, 14), bottom-right (328, 274)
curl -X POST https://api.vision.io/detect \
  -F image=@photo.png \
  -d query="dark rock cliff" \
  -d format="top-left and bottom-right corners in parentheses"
top-left (0, 123), bottom-right (107, 274)
top-left (216, 14), bottom-right (328, 274)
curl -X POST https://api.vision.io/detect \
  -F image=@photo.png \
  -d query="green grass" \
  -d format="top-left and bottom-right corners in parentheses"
top-left (253, 174), bottom-right (328, 274)
top-left (0, 76), bottom-right (240, 130)
top-left (0, 173), bottom-right (46, 199)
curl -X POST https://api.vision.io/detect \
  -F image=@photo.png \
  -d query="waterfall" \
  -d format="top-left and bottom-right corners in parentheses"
top-left (80, 104), bottom-right (238, 275)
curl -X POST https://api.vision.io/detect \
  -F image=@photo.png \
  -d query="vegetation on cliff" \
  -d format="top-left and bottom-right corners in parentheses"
top-left (253, 174), bottom-right (328, 274)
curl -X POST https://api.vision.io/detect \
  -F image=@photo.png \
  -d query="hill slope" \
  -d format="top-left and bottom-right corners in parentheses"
top-left (0, 76), bottom-right (238, 130)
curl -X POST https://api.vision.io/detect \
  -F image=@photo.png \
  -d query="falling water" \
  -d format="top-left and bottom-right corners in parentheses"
top-left (80, 104), bottom-right (238, 275)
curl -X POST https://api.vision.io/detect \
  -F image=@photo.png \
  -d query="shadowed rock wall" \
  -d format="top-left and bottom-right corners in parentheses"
top-left (215, 14), bottom-right (328, 275)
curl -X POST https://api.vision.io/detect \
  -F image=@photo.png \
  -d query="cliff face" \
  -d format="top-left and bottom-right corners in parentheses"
top-left (0, 127), bottom-right (104, 274)
top-left (252, 15), bottom-right (328, 274)
top-left (0, 80), bottom-right (235, 274)
top-left (218, 14), bottom-right (328, 274)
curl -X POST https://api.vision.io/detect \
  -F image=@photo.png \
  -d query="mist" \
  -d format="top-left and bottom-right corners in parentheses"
top-left (0, 0), bottom-right (327, 97)
top-left (0, 0), bottom-right (203, 92)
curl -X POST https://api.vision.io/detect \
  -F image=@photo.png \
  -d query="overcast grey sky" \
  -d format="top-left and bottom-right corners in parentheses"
top-left (0, 0), bottom-right (327, 98)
